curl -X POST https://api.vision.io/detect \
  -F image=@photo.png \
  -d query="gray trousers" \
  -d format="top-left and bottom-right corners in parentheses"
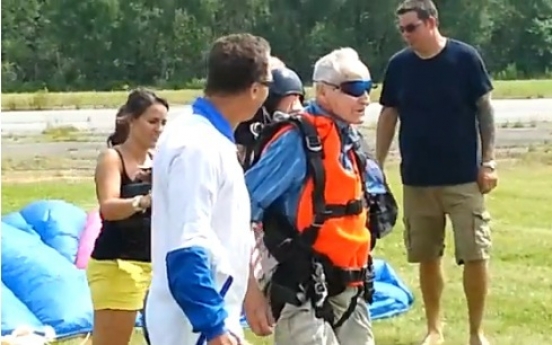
top-left (273, 287), bottom-right (375, 345)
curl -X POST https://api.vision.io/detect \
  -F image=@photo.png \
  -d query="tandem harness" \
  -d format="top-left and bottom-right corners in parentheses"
top-left (244, 115), bottom-right (375, 329)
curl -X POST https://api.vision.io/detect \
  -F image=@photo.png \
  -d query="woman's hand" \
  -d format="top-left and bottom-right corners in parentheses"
top-left (139, 193), bottom-right (152, 209)
top-left (136, 168), bottom-right (152, 183)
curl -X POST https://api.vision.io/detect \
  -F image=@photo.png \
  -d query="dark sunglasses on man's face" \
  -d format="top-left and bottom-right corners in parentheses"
top-left (398, 22), bottom-right (422, 33)
top-left (335, 80), bottom-right (373, 98)
top-left (258, 79), bottom-right (273, 87)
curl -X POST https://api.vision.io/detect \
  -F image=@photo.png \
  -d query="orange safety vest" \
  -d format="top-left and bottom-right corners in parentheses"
top-left (263, 113), bottom-right (371, 276)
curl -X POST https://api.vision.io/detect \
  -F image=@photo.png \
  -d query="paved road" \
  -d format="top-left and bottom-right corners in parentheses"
top-left (2, 99), bottom-right (552, 134)
top-left (2, 99), bottom-right (551, 162)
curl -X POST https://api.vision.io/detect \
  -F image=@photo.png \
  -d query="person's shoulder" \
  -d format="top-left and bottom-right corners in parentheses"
top-left (384, 48), bottom-right (416, 75)
top-left (388, 47), bottom-right (416, 65)
top-left (157, 124), bottom-right (221, 163)
top-left (96, 147), bottom-right (121, 167)
top-left (252, 119), bottom-right (304, 161)
top-left (446, 38), bottom-right (481, 58)
top-left (161, 140), bottom-right (222, 177)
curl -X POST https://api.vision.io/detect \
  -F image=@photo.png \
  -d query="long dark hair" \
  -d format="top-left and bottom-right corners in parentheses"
top-left (107, 88), bottom-right (169, 147)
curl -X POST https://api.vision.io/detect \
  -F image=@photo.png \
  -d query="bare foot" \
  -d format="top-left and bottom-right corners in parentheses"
top-left (469, 333), bottom-right (490, 345)
top-left (420, 332), bottom-right (444, 345)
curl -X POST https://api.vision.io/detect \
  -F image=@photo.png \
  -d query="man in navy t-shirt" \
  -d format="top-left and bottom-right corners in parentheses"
top-left (376, 1), bottom-right (497, 345)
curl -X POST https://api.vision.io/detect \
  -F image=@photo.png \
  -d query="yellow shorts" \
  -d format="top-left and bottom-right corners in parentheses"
top-left (86, 258), bottom-right (152, 311)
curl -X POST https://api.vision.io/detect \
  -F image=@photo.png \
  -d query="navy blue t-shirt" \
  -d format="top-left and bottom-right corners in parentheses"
top-left (379, 39), bottom-right (493, 186)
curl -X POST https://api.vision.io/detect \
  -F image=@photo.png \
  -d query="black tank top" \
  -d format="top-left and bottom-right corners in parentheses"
top-left (91, 148), bottom-right (152, 262)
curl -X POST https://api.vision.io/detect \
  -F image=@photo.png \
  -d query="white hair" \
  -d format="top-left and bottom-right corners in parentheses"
top-left (270, 56), bottom-right (286, 70)
top-left (312, 47), bottom-right (370, 85)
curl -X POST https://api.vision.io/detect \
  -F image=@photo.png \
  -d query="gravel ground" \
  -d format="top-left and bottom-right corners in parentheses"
top-left (2, 121), bottom-right (550, 181)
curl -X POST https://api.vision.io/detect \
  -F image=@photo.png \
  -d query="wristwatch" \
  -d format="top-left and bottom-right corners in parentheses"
top-left (132, 195), bottom-right (145, 212)
top-left (481, 160), bottom-right (497, 170)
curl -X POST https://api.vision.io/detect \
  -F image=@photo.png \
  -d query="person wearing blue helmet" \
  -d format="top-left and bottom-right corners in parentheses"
top-left (234, 59), bottom-right (305, 161)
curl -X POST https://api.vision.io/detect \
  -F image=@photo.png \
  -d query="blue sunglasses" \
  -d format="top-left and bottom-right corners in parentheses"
top-left (338, 80), bottom-right (373, 97)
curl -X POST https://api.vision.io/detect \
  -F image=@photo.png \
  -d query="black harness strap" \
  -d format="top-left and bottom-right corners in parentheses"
top-left (252, 115), bottom-right (372, 329)
top-left (333, 287), bottom-right (364, 329)
top-left (351, 138), bottom-right (369, 208)
top-left (291, 115), bottom-right (328, 247)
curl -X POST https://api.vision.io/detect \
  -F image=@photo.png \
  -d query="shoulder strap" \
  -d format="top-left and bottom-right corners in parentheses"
top-left (287, 116), bottom-right (327, 247)
top-left (243, 118), bottom-right (298, 170)
top-left (112, 147), bottom-right (130, 181)
top-left (351, 137), bottom-right (370, 203)
top-left (244, 115), bottom-right (328, 246)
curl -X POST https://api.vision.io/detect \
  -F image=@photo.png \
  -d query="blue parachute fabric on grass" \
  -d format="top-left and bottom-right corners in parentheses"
top-left (1, 282), bottom-right (43, 333)
top-left (1, 200), bottom-right (143, 338)
top-left (1, 221), bottom-right (93, 337)
top-left (19, 200), bottom-right (87, 263)
top-left (239, 258), bottom-right (414, 327)
top-left (371, 258), bottom-right (414, 319)
top-left (1, 212), bottom-right (37, 237)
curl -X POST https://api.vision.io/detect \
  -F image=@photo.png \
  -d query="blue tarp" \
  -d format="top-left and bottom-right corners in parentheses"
top-left (1, 200), bottom-right (414, 338)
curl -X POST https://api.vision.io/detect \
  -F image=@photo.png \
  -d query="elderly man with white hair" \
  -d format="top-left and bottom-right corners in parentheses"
top-left (242, 47), bottom-right (376, 345)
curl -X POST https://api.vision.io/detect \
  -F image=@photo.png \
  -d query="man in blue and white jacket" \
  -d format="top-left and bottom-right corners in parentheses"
top-left (145, 33), bottom-right (273, 345)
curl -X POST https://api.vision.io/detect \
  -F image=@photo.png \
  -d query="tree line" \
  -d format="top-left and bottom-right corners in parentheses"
top-left (2, 0), bottom-right (552, 93)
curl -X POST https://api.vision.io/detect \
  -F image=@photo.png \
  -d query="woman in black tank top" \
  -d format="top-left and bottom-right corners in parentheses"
top-left (86, 89), bottom-right (168, 345)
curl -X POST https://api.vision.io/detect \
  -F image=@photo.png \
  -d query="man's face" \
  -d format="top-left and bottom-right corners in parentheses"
top-left (276, 95), bottom-right (303, 114)
top-left (398, 11), bottom-right (432, 50)
top-left (320, 81), bottom-right (371, 125)
top-left (244, 53), bottom-right (273, 121)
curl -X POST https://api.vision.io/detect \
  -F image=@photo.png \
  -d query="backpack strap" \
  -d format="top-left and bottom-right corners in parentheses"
top-left (242, 119), bottom-right (289, 170)
top-left (286, 115), bottom-right (328, 247)
top-left (351, 136), bottom-right (374, 214)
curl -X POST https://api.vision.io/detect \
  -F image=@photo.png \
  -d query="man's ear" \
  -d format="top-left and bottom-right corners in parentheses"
top-left (250, 84), bottom-right (259, 100)
top-left (315, 83), bottom-right (329, 100)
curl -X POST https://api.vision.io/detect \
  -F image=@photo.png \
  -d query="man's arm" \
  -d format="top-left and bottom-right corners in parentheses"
top-left (376, 56), bottom-right (400, 166)
top-left (476, 93), bottom-right (496, 161)
top-left (467, 47), bottom-right (495, 162)
top-left (164, 146), bottom-right (228, 342)
top-left (245, 129), bottom-right (307, 222)
top-left (376, 107), bottom-right (399, 166)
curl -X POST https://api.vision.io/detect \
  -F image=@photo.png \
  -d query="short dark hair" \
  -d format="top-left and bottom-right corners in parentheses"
top-left (205, 33), bottom-right (271, 96)
top-left (107, 88), bottom-right (169, 147)
top-left (396, 0), bottom-right (438, 20)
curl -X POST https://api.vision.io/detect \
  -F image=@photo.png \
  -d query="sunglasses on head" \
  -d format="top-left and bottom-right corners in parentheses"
top-left (331, 80), bottom-right (373, 97)
top-left (398, 22), bottom-right (422, 33)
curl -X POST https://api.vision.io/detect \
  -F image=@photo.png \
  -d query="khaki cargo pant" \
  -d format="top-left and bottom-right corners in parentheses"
top-left (273, 287), bottom-right (375, 345)
top-left (403, 182), bottom-right (492, 264)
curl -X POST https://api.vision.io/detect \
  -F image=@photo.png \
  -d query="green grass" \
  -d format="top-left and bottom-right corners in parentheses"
top-left (2, 159), bottom-right (552, 345)
top-left (2, 79), bottom-right (552, 111)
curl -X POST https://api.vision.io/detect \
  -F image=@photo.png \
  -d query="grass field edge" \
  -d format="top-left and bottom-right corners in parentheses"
top-left (3, 79), bottom-right (552, 111)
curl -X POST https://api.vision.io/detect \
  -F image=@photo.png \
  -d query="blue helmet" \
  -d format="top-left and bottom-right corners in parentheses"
top-left (268, 67), bottom-right (305, 100)
top-left (263, 67), bottom-right (305, 116)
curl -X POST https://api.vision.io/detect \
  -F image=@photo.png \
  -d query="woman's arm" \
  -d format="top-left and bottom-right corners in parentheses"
top-left (95, 148), bottom-right (147, 220)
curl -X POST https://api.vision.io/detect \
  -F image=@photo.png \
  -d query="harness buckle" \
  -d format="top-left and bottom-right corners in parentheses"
top-left (344, 199), bottom-right (363, 215)
top-left (311, 210), bottom-right (331, 227)
top-left (304, 135), bottom-right (322, 152)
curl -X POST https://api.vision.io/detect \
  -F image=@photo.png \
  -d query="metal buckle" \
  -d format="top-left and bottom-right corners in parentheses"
top-left (305, 135), bottom-right (322, 152)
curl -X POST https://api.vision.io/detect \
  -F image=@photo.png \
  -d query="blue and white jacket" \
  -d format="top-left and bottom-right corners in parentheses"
top-left (145, 98), bottom-right (253, 345)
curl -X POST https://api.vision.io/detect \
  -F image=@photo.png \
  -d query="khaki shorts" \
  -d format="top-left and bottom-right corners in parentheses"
top-left (402, 182), bottom-right (492, 264)
top-left (87, 258), bottom-right (152, 310)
